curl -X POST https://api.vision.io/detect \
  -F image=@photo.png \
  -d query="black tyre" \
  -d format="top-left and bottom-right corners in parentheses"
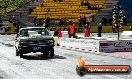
top-left (16, 48), bottom-right (19, 56)
top-left (42, 51), bottom-right (49, 57)
top-left (20, 53), bottom-right (23, 58)
top-left (49, 48), bottom-right (54, 58)
top-left (43, 52), bottom-right (49, 57)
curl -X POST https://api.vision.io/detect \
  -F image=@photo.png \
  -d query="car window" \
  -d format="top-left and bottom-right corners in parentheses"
top-left (19, 28), bottom-right (49, 37)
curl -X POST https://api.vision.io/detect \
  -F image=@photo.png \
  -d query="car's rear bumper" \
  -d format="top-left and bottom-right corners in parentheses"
top-left (18, 45), bottom-right (54, 53)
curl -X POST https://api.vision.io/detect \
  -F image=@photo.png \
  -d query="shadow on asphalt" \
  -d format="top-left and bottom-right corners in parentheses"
top-left (23, 54), bottom-right (66, 60)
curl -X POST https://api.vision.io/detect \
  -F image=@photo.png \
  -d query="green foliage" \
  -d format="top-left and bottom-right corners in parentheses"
top-left (0, 0), bottom-right (31, 15)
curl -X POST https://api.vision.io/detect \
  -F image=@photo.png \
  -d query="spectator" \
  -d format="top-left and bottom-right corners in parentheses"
top-left (42, 19), bottom-right (49, 29)
top-left (84, 27), bottom-right (89, 37)
top-left (78, 16), bottom-right (83, 27)
top-left (13, 21), bottom-right (17, 28)
top-left (98, 22), bottom-right (103, 37)
top-left (59, 18), bottom-right (64, 26)
top-left (85, 1), bottom-right (91, 9)
top-left (81, 1), bottom-right (91, 9)
top-left (108, 18), bottom-right (112, 26)
top-left (82, 16), bottom-right (87, 27)
top-left (33, 17), bottom-right (37, 25)
top-left (38, 19), bottom-right (42, 26)
top-left (16, 20), bottom-right (20, 27)
top-left (58, 28), bottom-right (62, 37)
top-left (53, 29), bottom-right (58, 36)
top-left (16, 20), bottom-right (21, 33)
top-left (42, 20), bottom-right (46, 27)
top-left (68, 21), bottom-right (77, 38)
top-left (63, 17), bottom-right (66, 26)
top-left (45, 17), bottom-right (50, 28)
top-left (29, 8), bottom-right (33, 14)
top-left (88, 13), bottom-right (94, 22)
top-left (102, 16), bottom-right (107, 26)
top-left (85, 21), bottom-right (89, 28)
top-left (85, 21), bottom-right (91, 36)
top-left (81, 1), bottom-right (85, 6)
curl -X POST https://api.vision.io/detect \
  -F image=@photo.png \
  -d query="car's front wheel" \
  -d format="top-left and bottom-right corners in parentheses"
top-left (42, 51), bottom-right (49, 57)
top-left (41, 49), bottom-right (49, 57)
top-left (20, 53), bottom-right (23, 58)
top-left (49, 48), bottom-right (54, 58)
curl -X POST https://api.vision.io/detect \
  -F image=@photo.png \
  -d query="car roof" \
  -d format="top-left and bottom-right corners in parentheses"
top-left (20, 27), bottom-right (46, 30)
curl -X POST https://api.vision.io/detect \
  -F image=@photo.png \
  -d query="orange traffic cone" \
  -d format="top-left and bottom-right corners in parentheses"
top-left (58, 28), bottom-right (62, 38)
top-left (84, 27), bottom-right (89, 37)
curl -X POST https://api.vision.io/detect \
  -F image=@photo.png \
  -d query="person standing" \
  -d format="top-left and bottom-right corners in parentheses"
top-left (29, 8), bottom-right (33, 14)
top-left (53, 29), bottom-right (58, 36)
top-left (78, 16), bottom-right (83, 27)
top-left (85, 21), bottom-right (91, 36)
top-left (45, 17), bottom-right (50, 28)
top-left (42, 20), bottom-right (47, 28)
top-left (82, 16), bottom-right (87, 27)
top-left (84, 27), bottom-right (89, 37)
top-left (98, 22), bottom-right (102, 37)
top-left (102, 16), bottom-right (107, 26)
top-left (33, 17), bottom-right (37, 25)
top-left (16, 20), bottom-right (20, 33)
top-left (68, 21), bottom-right (77, 38)
top-left (58, 28), bottom-right (62, 38)
top-left (59, 18), bottom-right (64, 26)
top-left (38, 19), bottom-right (42, 26)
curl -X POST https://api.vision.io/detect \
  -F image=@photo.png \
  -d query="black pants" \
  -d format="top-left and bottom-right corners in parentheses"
top-left (69, 33), bottom-right (76, 38)
top-left (98, 31), bottom-right (101, 37)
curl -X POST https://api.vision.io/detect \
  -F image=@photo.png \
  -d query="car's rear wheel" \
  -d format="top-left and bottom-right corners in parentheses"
top-left (49, 49), bottom-right (54, 58)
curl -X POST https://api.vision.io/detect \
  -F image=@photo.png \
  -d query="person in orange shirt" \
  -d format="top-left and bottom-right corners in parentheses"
top-left (68, 21), bottom-right (77, 38)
